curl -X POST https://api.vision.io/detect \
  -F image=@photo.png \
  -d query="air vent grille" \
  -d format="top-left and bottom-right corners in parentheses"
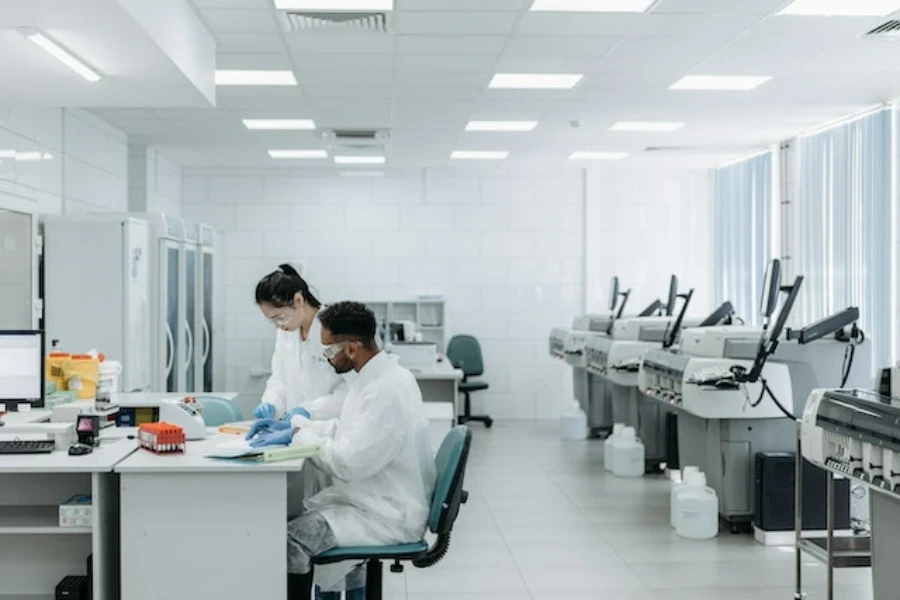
top-left (285, 11), bottom-right (389, 33)
top-left (865, 20), bottom-right (900, 39)
top-left (333, 129), bottom-right (379, 140)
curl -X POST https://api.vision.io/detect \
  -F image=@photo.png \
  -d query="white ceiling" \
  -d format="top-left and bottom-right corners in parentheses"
top-left (88, 0), bottom-right (900, 169)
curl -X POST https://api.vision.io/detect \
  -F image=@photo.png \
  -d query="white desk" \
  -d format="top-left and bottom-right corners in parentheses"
top-left (408, 361), bottom-right (463, 423)
top-left (0, 409), bottom-right (52, 426)
top-left (0, 438), bottom-right (137, 600)
top-left (115, 434), bottom-right (307, 600)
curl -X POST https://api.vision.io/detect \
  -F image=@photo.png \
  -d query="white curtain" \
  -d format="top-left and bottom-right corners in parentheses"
top-left (796, 108), bottom-right (892, 370)
top-left (714, 152), bottom-right (773, 324)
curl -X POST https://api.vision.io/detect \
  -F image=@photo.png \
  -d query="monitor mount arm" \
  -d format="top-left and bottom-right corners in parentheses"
top-left (699, 301), bottom-right (736, 327)
top-left (614, 289), bottom-right (632, 320)
top-left (638, 299), bottom-right (664, 318)
top-left (662, 289), bottom-right (695, 349)
top-left (785, 307), bottom-right (861, 345)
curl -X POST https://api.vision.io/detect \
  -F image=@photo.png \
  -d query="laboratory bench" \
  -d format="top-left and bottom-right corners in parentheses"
top-left (408, 360), bottom-right (464, 422)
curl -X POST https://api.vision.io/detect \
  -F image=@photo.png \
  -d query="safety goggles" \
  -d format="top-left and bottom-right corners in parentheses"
top-left (322, 341), bottom-right (349, 360)
top-left (267, 309), bottom-right (293, 328)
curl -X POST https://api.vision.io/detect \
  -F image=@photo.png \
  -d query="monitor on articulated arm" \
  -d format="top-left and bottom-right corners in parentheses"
top-left (608, 275), bottom-right (632, 319)
top-left (699, 301), bottom-right (736, 327)
top-left (662, 288), bottom-right (695, 349)
top-left (665, 275), bottom-right (679, 316)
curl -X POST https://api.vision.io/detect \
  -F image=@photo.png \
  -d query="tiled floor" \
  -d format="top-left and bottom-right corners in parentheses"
top-left (382, 421), bottom-right (873, 600)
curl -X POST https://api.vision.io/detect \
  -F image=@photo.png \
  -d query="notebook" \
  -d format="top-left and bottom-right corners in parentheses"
top-left (217, 421), bottom-right (256, 435)
top-left (205, 437), bottom-right (320, 463)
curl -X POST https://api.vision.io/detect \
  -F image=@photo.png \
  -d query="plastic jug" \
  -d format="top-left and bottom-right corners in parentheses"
top-left (604, 423), bottom-right (625, 471)
top-left (64, 355), bottom-right (99, 400)
top-left (670, 466), bottom-right (701, 528)
top-left (612, 427), bottom-right (645, 478)
top-left (560, 401), bottom-right (588, 440)
top-left (675, 472), bottom-right (719, 540)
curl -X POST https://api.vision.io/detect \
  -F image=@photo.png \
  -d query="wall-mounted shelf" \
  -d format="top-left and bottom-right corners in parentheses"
top-left (365, 297), bottom-right (447, 349)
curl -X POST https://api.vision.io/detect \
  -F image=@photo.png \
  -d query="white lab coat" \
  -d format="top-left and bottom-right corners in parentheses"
top-left (291, 352), bottom-right (437, 590)
top-left (261, 314), bottom-right (351, 420)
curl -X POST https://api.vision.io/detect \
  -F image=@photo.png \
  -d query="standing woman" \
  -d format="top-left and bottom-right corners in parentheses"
top-left (254, 264), bottom-right (349, 422)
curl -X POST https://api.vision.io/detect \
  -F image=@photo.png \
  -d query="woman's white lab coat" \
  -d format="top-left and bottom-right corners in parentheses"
top-left (261, 314), bottom-right (351, 420)
top-left (291, 352), bottom-right (437, 590)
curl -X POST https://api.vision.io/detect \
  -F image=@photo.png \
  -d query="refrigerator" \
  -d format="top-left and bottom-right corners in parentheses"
top-left (43, 213), bottom-right (222, 394)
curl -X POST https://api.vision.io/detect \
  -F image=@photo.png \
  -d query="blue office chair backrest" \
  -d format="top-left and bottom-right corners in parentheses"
top-left (446, 335), bottom-right (484, 378)
top-left (428, 425), bottom-right (472, 535)
top-left (198, 395), bottom-right (244, 427)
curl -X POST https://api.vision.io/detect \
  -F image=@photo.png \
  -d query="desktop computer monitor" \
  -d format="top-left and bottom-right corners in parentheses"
top-left (0, 330), bottom-right (44, 410)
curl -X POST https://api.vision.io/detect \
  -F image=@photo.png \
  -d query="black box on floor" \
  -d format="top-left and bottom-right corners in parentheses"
top-left (754, 452), bottom-right (851, 531)
top-left (86, 554), bottom-right (93, 599)
top-left (56, 575), bottom-right (88, 600)
top-left (665, 412), bottom-right (679, 470)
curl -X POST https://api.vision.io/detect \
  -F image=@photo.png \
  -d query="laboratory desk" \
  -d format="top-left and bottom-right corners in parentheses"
top-left (0, 437), bottom-right (137, 600)
top-left (0, 408), bottom-right (52, 426)
top-left (115, 434), bottom-right (308, 600)
top-left (407, 361), bottom-right (464, 421)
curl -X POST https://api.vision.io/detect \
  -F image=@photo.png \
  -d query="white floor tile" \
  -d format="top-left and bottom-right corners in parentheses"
top-left (405, 566), bottom-right (528, 595)
top-left (521, 564), bottom-right (647, 593)
top-left (508, 542), bottom-right (624, 567)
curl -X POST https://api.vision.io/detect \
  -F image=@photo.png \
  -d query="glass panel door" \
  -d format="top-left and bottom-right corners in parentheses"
top-left (185, 247), bottom-right (197, 392)
top-left (202, 249), bottom-right (214, 392)
top-left (166, 244), bottom-right (180, 392)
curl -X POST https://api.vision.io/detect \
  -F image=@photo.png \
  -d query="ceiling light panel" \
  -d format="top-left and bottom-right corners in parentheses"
top-left (334, 156), bottom-right (386, 164)
top-left (18, 28), bottom-right (101, 82)
top-left (465, 121), bottom-right (538, 132)
top-left (610, 121), bottom-right (684, 132)
top-left (274, 0), bottom-right (394, 9)
top-left (530, 0), bottom-right (656, 12)
top-left (569, 151), bottom-right (629, 160)
top-left (777, 0), bottom-right (900, 16)
top-left (215, 70), bottom-right (297, 86)
top-left (670, 75), bottom-right (772, 90)
top-left (451, 151), bottom-right (509, 160)
top-left (244, 119), bottom-right (316, 130)
top-left (489, 73), bottom-right (583, 89)
top-left (268, 150), bottom-right (328, 159)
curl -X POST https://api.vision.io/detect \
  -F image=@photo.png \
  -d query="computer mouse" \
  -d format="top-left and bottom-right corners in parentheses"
top-left (68, 444), bottom-right (93, 456)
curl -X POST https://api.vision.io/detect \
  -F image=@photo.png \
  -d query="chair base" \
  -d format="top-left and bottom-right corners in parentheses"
top-left (458, 414), bottom-right (493, 428)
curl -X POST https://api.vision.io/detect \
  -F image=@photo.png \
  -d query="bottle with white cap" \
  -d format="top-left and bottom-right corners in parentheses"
top-left (560, 400), bottom-right (588, 441)
top-left (612, 426), bottom-right (645, 478)
top-left (670, 466), bottom-right (700, 528)
top-left (604, 423), bottom-right (625, 472)
top-left (675, 471), bottom-right (719, 539)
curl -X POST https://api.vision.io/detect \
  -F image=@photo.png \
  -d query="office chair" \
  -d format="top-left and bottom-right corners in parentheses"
top-left (313, 426), bottom-right (473, 600)
top-left (197, 396), bottom-right (244, 427)
top-left (446, 335), bottom-right (493, 428)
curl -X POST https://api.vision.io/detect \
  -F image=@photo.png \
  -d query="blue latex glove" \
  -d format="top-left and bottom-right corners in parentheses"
top-left (282, 406), bottom-right (311, 421)
top-left (245, 418), bottom-right (291, 441)
top-left (249, 427), bottom-right (294, 448)
top-left (253, 402), bottom-right (276, 419)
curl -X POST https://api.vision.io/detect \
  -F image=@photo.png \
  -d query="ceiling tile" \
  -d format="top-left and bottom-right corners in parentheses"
top-left (516, 13), bottom-right (643, 36)
top-left (396, 35), bottom-right (508, 56)
top-left (495, 55), bottom-right (600, 73)
top-left (653, 0), bottom-right (789, 14)
top-left (216, 53), bottom-right (293, 70)
top-left (749, 14), bottom-right (885, 40)
top-left (285, 33), bottom-right (396, 55)
top-left (394, 54), bottom-right (497, 73)
top-left (200, 9), bottom-right (279, 34)
top-left (392, 72), bottom-right (493, 87)
top-left (294, 54), bottom-right (395, 72)
top-left (392, 85), bottom-right (483, 100)
top-left (396, 12), bottom-right (520, 35)
top-left (216, 33), bottom-right (286, 54)
top-left (298, 72), bottom-right (394, 87)
top-left (191, 0), bottom-right (272, 7)
top-left (505, 35), bottom-right (621, 57)
top-left (629, 13), bottom-right (765, 38)
top-left (397, 0), bottom-right (527, 9)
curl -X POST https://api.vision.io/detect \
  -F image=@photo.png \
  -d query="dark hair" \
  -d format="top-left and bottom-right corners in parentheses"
top-left (255, 264), bottom-right (321, 309)
top-left (318, 301), bottom-right (377, 345)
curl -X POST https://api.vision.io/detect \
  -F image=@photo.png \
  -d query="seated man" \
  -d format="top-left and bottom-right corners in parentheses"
top-left (247, 301), bottom-right (437, 599)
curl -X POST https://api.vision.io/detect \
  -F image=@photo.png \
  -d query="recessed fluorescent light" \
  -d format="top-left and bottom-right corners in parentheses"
top-left (489, 73), bottom-right (583, 89)
top-left (569, 151), bottom-right (629, 160)
top-left (274, 0), bottom-right (393, 9)
top-left (465, 121), bottom-right (538, 132)
top-left (18, 28), bottom-right (101, 83)
top-left (334, 156), bottom-right (386, 165)
top-left (0, 151), bottom-right (15, 159)
top-left (244, 119), bottom-right (316, 130)
top-left (670, 75), bottom-right (771, 91)
top-left (610, 121), bottom-right (684, 132)
top-left (777, 0), bottom-right (900, 16)
top-left (451, 151), bottom-right (509, 160)
top-left (531, 0), bottom-right (656, 12)
top-left (216, 70), bottom-right (297, 86)
top-left (268, 150), bottom-right (328, 159)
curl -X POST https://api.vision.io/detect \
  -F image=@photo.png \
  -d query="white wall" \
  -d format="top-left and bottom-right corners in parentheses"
top-left (129, 145), bottom-right (183, 216)
top-left (585, 169), bottom-right (714, 318)
top-left (183, 169), bottom-right (585, 419)
top-left (0, 107), bottom-right (128, 215)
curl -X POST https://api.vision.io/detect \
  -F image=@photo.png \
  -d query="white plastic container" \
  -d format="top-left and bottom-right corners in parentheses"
top-left (670, 466), bottom-right (701, 528)
top-left (675, 472), bottom-right (719, 540)
top-left (560, 401), bottom-right (588, 440)
top-left (612, 427), bottom-right (645, 478)
top-left (97, 360), bottom-right (122, 393)
top-left (604, 423), bottom-right (625, 471)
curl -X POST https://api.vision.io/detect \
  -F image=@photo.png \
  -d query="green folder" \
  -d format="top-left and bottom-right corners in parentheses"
top-left (207, 442), bottom-right (320, 463)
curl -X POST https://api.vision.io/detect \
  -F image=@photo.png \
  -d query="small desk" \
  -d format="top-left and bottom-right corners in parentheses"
top-left (0, 438), bottom-right (137, 600)
top-left (115, 434), bottom-right (308, 600)
top-left (408, 362), bottom-right (463, 423)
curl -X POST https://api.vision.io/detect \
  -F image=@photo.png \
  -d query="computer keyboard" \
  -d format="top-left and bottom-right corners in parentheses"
top-left (0, 440), bottom-right (55, 454)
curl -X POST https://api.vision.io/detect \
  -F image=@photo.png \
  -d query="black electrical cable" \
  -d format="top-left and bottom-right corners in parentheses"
top-left (840, 343), bottom-right (855, 388)
top-left (750, 376), bottom-right (796, 420)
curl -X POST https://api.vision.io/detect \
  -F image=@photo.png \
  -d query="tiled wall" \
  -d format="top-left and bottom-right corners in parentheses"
top-left (128, 145), bottom-right (183, 216)
top-left (585, 169), bottom-right (715, 318)
top-left (0, 107), bottom-right (128, 215)
top-left (183, 168), bottom-right (586, 419)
